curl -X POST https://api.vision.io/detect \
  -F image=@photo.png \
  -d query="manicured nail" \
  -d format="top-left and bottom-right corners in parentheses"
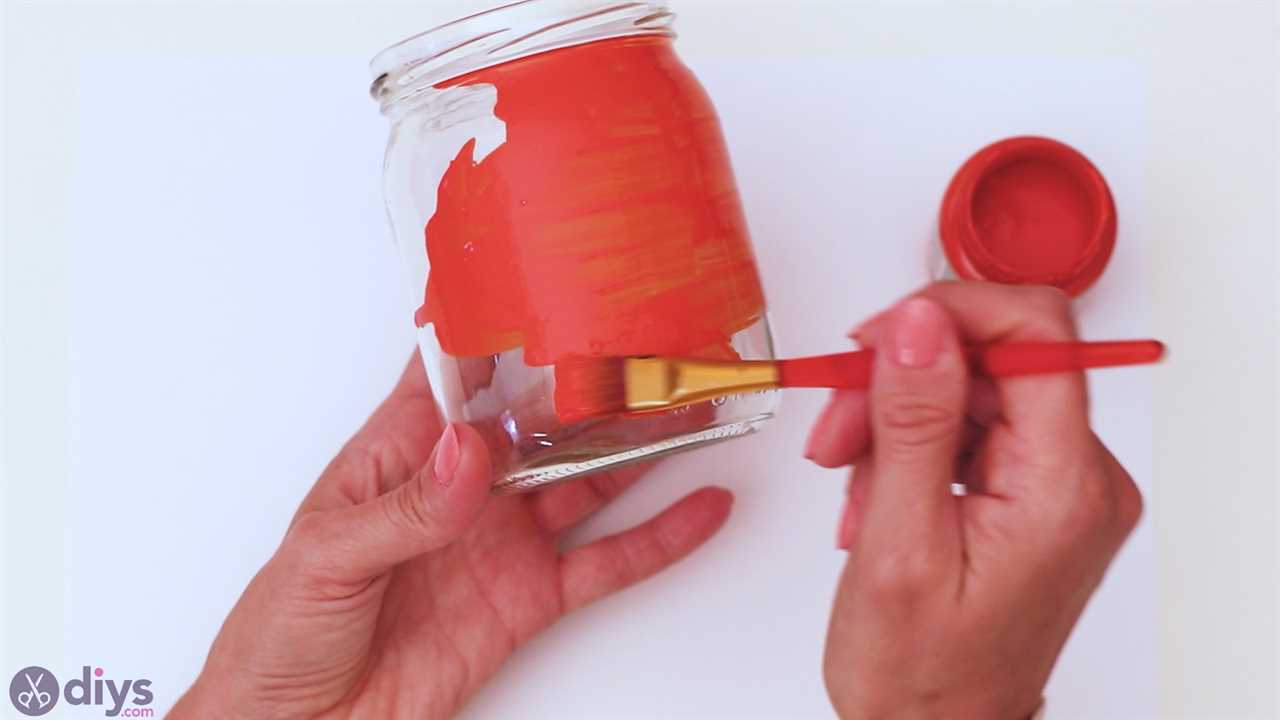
top-left (434, 424), bottom-right (460, 487)
top-left (888, 298), bottom-right (945, 368)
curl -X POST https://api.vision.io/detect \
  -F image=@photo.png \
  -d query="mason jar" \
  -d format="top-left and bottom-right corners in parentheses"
top-left (370, 0), bottom-right (778, 491)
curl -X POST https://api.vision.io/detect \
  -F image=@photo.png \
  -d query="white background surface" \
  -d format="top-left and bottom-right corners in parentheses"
top-left (2, 1), bottom-right (1276, 718)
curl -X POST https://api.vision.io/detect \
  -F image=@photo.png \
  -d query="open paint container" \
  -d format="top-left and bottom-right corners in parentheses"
top-left (935, 136), bottom-right (1117, 296)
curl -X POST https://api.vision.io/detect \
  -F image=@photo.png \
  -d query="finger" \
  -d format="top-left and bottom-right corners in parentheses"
top-left (915, 281), bottom-right (1088, 443)
top-left (849, 309), bottom-right (890, 346)
top-left (530, 463), bottom-right (651, 534)
top-left (809, 309), bottom-right (1008, 472)
top-left (559, 487), bottom-right (733, 613)
top-left (955, 439), bottom-right (992, 496)
top-left (805, 378), bottom-right (994, 472)
top-left (958, 418), bottom-right (988, 463)
top-left (1094, 437), bottom-right (1145, 542)
top-left (837, 465), bottom-right (870, 549)
top-left (457, 354), bottom-right (498, 401)
top-left (343, 350), bottom-right (442, 479)
top-left (293, 351), bottom-right (442, 523)
top-left (861, 297), bottom-right (967, 552)
top-left (967, 376), bottom-right (1001, 428)
top-left (805, 321), bottom-right (875, 468)
top-left (285, 423), bottom-right (491, 583)
top-left (804, 389), bottom-right (871, 468)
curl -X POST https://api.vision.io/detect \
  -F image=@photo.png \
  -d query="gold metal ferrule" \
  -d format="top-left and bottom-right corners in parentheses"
top-left (624, 357), bottom-right (781, 412)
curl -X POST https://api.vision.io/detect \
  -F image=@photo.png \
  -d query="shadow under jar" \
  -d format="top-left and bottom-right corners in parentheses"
top-left (371, 0), bottom-right (778, 492)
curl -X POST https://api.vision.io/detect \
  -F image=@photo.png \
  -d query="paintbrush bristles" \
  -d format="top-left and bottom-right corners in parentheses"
top-left (553, 356), bottom-right (629, 422)
top-left (554, 355), bottom-right (781, 422)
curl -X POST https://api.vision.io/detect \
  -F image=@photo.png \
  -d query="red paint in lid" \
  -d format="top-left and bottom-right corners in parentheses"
top-left (939, 136), bottom-right (1116, 296)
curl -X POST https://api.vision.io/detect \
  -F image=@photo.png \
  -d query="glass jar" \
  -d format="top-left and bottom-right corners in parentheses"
top-left (370, 0), bottom-right (778, 492)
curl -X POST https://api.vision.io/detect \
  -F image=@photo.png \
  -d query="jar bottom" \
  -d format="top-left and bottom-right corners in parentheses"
top-left (417, 315), bottom-right (779, 493)
top-left (492, 409), bottom-right (774, 493)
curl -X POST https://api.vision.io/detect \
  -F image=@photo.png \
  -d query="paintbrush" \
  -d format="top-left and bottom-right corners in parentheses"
top-left (553, 339), bottom-right (1165, 422)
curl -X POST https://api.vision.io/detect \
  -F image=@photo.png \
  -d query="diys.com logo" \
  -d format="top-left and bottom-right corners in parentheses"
top-left (8, 666), bottom-right (154, 718)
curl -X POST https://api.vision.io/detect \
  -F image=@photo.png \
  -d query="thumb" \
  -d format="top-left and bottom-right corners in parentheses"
top-left (862, 297), bottom-right (967, 547)
top-left (289, 423), bottom-right (492, 582)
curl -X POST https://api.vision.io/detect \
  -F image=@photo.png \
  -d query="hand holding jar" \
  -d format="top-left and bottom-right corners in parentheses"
top-left (171, 353), bottom-right (734, 718)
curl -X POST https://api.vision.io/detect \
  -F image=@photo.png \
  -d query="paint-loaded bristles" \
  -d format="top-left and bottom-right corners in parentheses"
top-left (553, 356), bottom-right (630, 422)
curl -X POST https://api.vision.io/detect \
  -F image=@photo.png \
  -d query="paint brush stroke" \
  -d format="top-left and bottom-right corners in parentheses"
top-left (415, 36), bottom-right (766, 367)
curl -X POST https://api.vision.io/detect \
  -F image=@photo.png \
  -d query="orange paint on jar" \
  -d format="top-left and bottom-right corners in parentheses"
top-left (415, 36), bottom-right (765, 366)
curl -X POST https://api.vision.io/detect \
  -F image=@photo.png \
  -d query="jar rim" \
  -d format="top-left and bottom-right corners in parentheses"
top-left (369, 0), bottom-right (674, 109)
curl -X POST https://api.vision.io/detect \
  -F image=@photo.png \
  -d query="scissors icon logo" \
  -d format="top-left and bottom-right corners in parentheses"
top-left (8, 666), bottom-right (59, 716)
top-left (18, 673), bottom-right (52, 710)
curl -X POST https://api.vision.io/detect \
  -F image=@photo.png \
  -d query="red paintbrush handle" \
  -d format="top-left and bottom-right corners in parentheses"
top-left (776, 351), bottom-right (875, 388)
top-left (776, 340), bottom-right (1164, 389)
top-left (967, 340), bottom-right (1165, 376)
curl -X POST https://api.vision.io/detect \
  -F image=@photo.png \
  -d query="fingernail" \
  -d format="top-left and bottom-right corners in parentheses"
top-left (889, 298), bottom-right (945, 368)
top-left (434, 424), bottom-right (460, 487)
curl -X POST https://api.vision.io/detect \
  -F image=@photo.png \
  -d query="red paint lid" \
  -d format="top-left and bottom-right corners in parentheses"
top-left (939, 136), bottom-right (1116, 296)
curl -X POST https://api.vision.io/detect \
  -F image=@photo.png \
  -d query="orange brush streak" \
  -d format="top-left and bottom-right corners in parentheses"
top-left (417, 37), bottom-right (765, 373)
